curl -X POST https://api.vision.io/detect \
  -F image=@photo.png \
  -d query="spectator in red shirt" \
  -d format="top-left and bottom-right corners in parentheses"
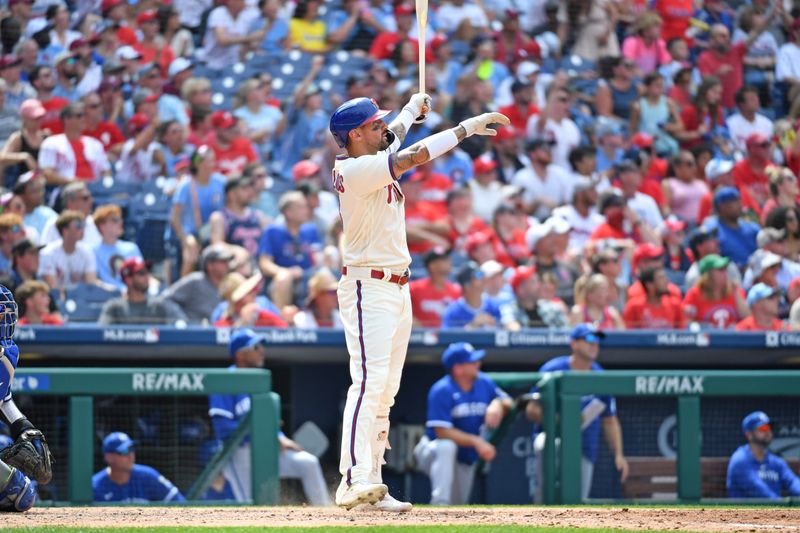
top-left (683, 254), bottom-right (748, 329)
top-left (589, 189), bottom-right (643, 243)
top-left (15, 279), bottom-right (62, 325)
top-left (676, 76), bottom-right (725, 149)
top-left (464, 230), bottom-right (497, 265)
top-left (82, 92), bottom-right (125, 160)
top-left (409, 247), bottom-right (462, 328)
top-left (133, 10), bottom-right (175, 76)
top-left (654, 0), bottom-right (694, 42)
top-left (733, 133), bottom-right (776, 207)
top-left (497, 79), bottom-right (538, 135)
top-left (491, 203), bottom-right (530, 268)
top-left (736, 282), bottom-right (784, 331)
top-left (447, 187), bottom-right (488, 252)
top-left (697, 26), bottom-right (747, 110)
top-left (623, 266), bottom-right (686, 329)
top-left (409, 162), bottom-right (454, 219)
top-left (209, 110), bottom-right (258, 177)
top-left (368, 4), bottom-right (415, 60)
top-left (102, 0), bottom-right (138, 46)
top-left (628, 243), bottom-right (682, 301)
top-left (403, 173), bottom-right (450, 255)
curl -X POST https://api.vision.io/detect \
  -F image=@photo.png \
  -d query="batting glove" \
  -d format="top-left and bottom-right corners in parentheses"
top-left (403, 93), bottom-right (432, 124)
top-left (459, 112), bottom-right (511, 137)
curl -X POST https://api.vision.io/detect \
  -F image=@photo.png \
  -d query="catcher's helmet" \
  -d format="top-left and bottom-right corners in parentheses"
top-left (329, 97), bottom-right (391, 148)
top-left (0, 285), bottom-right (17, 340)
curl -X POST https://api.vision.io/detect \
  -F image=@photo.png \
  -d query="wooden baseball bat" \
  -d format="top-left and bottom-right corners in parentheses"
top-left (416, 0), bottom-right (428, 120)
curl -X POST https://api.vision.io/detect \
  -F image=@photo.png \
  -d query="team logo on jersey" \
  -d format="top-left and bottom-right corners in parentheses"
top-left (331, 170), bottom-right (345, 193)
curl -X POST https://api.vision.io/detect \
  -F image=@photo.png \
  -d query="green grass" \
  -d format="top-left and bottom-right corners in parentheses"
top-left (6, 528), bottom-right (683, 533)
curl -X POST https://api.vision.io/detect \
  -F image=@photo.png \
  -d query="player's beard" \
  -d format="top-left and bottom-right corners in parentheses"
top-left (380, 129), bottom-right (392, 151)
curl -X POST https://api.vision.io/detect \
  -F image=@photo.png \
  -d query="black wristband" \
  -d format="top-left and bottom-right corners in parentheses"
top-left (10, 418), bottom-right (34, 440)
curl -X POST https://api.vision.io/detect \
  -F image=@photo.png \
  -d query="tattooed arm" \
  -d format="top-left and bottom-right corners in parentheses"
top-left (390, 125), bottom-right (468, 176)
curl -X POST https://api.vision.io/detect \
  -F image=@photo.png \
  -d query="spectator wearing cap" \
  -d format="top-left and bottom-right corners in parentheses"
top-left (506, 265), bottom-right (568, 329)
top-left (169, 145), bottom-right (226, 277)
top-left (512, 139), bottom-right (574, 221)
top-left (208, 174), bottom-right (268, 258)
top-left (38, 102), bottom-right (111, 185)
top-left (70, 38), bottom-right (102, 97)
top-left (683, 254), bottom-right (748, 329)
top-left (214, 272), bottom-right (288, 328)
top-left (494, 9), bottom-right (539, 67)
top-left (233, 78), bottom-right (284, 160)
top-left (628, 243), bottom-right (681, 301)
top-left (414, 342), bottom-right (511, 505)
top-left (12, 171), bottom-right (54, 237)
top-left (726, 86), bottom-right (774, 153)
top-left (727, 411), bottom-right (800, 499)
top-left (614, 161), bottom-right (664, 233)
top-left (489, 203), bottom-right (530, 268)
top-left (733, 133), bottom-right (776, 207)
top-left (97, 76), bottom-right (124, 125)
top-left (258, 190), bottom-right (322, 310)
top-left (527, 216), bottom-right (577, 305)
top-left (442, 262), bottom-right (502, 329)
top-left (570, 273), bottom-right (625, 329)
top-left (776, 19), bottom-right (800, 118)
top-left (210, 270), bottom-right (281, 325)
top-left (81, 92), bottom-right (125, 160)
top-left (744, 251), bottom-right (783, 295)
top-left (0, 97), bottom-right (44, 181)
top-left (407, 162), bottom-right (454, 219)
top-left (38, 210), bottom-right (98, 290)
top-left (684, 226), bottom-right (743, 288)
top-left (410, 247), bottom-right (462, 328)
top-left (703, 186), bottom-right (759, 268)
top-left (200, 0), bottom-right (264, 71)
top-left (51, 51), bottom-right (81, 102)
top-left (291, 159), bottom-right (341, 228)
top-left (93, 431), bottom-right (185, 503)
top-left (481, 259), bottom-right (514, 313)
top-left (526, 86), bottom-right (581, 172)
top-left (133, 10), bottom-right (175, 75)
top-left (248, 0), bottom-right (290, 54)
top-left (368, 3), bottom-right (415, 60)
top-left (92, 205), bottom-right (144, 290)
top-left (497, 79), bottom-right (539, 135)
top-left (292, 267), bottom-right (342, 328)
top-left (661, 150), bottom-right (709, 222)
top-left (466, 155), bottom-right (503, 223)
top-left (736, 282), bottom-right (784, 331)
top-left (488, 126), bottom-right (526, 184)
top-left (115, 46), bottom-right (144, 88)
top-left (403, 172), bottom-right (450, 256)
top-left (3, 237), bottom-right (45, 291)
top-left (15, 279), bottom-right (61, 325)
top-left (593, 119), bottom-right (625, 174)
top-left (622, 266), bottom-right (685, 329)
top-left (28, 65), bottom-right (69, 132)
top-left (0, 53), bottom-right (35, 111)
top-left (525, 323), bottom-right (628, 503)
top-left (662, 216), bottom-right (692, 273)
top-left (156, 58), bottom-right (193, 126)
top-left (696, 158), bottom-right (760, 225)
top-left (207, 110), bottom-right (257, 178)
top-left (162, 244), bottom-right (233, 323)
top-left (275, 55), bottom-right (328, 174)
top-left (116, 112), bottom-right (163, 183)
top-left (99, 258), bottom-right (180, 325)
top-left (744, 228), bottom-right (800, 292)
top-left (761, 167), bottom-right (799, 225)
top-left (40, 182), bottom-right (100, 247)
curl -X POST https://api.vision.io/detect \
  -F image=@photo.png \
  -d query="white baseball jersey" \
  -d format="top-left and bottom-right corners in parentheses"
top-left (333, 152), bottom-right (412, 271)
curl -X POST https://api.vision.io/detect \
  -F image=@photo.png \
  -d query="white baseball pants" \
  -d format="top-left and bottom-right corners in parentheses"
top-left (337, 274), bottom-right (412, 487)
top-left (413, 435), bottom-right (476, 505)
top-left (223, 443), bottom-right (332, 505)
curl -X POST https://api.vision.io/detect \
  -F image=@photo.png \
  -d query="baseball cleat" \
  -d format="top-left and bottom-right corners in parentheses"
top-left (0, 468), bottom-right (36, 512)
top-left (372, 492), bottom-right (412, 512)
top-left (335, 482), bottom-right (388, 510)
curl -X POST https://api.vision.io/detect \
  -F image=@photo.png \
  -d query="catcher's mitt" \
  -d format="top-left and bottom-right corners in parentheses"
top-left (0, 429), bottom-right (53, 484)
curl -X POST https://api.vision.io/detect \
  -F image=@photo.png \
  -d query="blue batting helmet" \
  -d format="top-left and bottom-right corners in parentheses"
top-left (0, 285), bottom-right (17, 340)
top-left (329, 97), bottom-right (391, 148)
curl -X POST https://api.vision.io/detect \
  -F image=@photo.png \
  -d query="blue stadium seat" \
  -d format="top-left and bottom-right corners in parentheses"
top-left (63, 283), bottom-right (122, 322)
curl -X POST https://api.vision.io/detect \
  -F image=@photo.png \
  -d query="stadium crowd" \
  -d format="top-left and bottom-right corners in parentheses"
top-left (0, 0), bottom-right (799, 332)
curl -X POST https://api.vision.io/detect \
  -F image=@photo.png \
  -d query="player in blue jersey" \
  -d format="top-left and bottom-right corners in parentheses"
top-left (525, 323), bottom-right (628, 502)
top-left (727, 411), bottom-right (800, 499)
top-left (92, 432), bottom-right (185, 503)
top-left (413, 342), bottom-right (512, 505)
top-left (0, 285), bottom-right (44, 512)
top-left (208, 329), bottom-right (331, 505)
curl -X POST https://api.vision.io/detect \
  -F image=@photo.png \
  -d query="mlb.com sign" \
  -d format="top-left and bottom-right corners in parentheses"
top-left (635, 375), bottom-right (704, 395)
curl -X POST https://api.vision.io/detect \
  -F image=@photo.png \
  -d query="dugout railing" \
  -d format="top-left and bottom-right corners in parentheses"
top-left (11, 368), bottom-right (280, 505)
top-left (487, 371), bottom-right (800, 505)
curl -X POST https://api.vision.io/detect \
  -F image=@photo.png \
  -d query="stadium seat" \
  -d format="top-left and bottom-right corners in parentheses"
top-left (63, 283), bottom-right (122, 322)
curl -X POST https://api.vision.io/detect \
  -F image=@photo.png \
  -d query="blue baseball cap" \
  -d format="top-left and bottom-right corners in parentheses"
top-left (747, 282), bottom-right (779, 307)
top-left (103, 431), bottom-right (135, 454)
top-left (442, 342), bottom-right (486, 371)
top-left (570, 323), bottom-right (606, 344)
top-left (713, 186), bottom-right (740, 207)
top-left (742, 411), bottom-right (771, 433)
top-left (228, 328), bottom-right (267, 358)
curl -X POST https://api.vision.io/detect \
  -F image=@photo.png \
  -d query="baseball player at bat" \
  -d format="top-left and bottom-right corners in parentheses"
top-left (0, 285), bottom-right (51, 512)
top-left (329, 94), bottom-right (509, 511)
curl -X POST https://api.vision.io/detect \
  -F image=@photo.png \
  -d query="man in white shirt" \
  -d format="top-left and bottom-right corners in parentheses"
top-left (38, 210), bottom-right (98, 290)
top-left (726, 85), bottom-right (774, 153)
top-left (525, 85), bottom-right (581, 171)
top-left (552, 178), bottom-right (604, 257)
top-left (776, 19), bottom-right (800, 117)
top-left (40, 182), bottom-right (101, 247)
top-left (512, 139), bottom-right (575, 221)
top-left (200, 0), bottom-right (262, 71)
top-left (615, 161), bottom-right (663, 231)
top-left (436, 0), bottom-right (489, 37)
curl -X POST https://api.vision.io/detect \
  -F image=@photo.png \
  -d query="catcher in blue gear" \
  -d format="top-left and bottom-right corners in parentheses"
top-left (0, 285), bottom-right (51, 512)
